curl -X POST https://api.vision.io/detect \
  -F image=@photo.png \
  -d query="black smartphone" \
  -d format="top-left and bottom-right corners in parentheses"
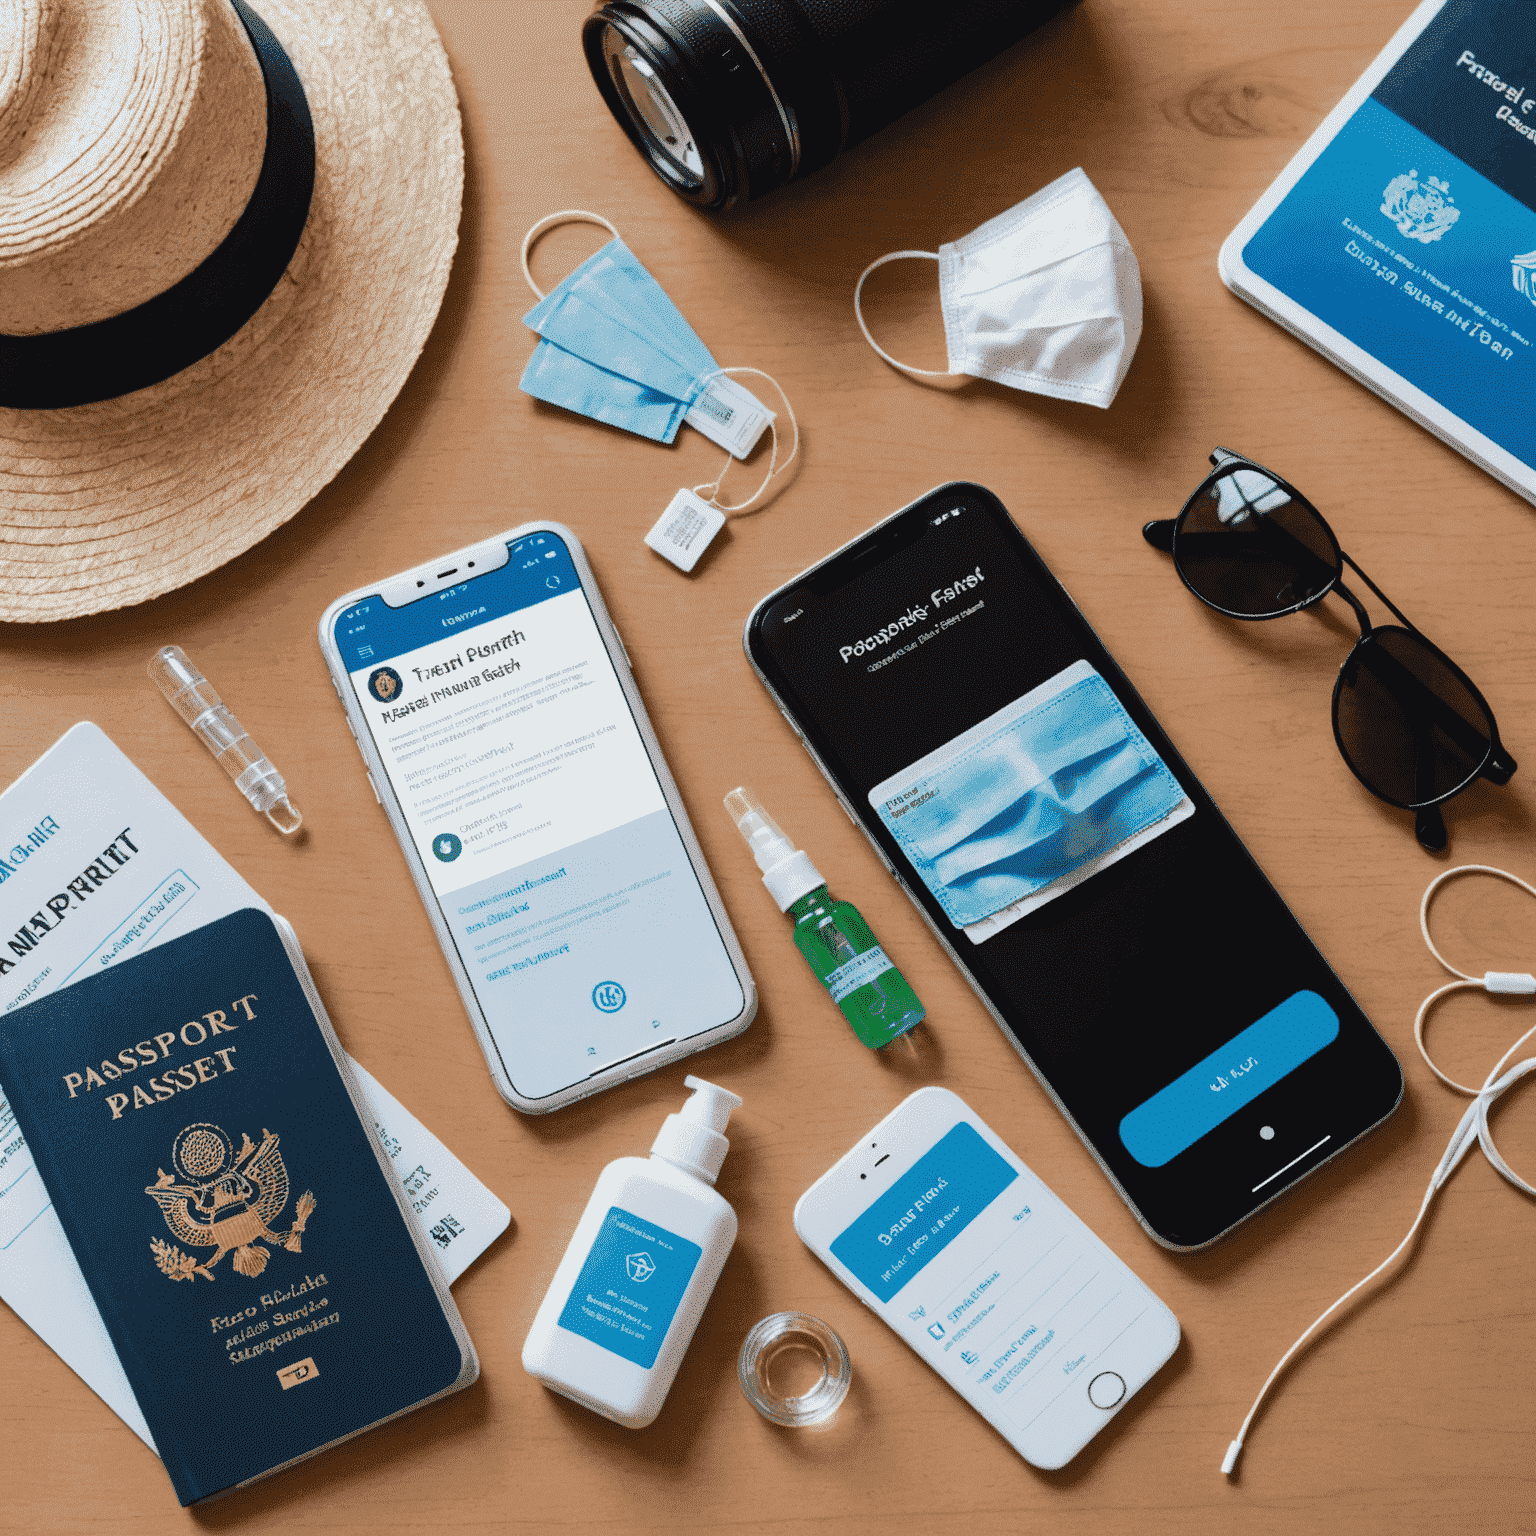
top-left (744, 482), bottom-right (1402, 1250)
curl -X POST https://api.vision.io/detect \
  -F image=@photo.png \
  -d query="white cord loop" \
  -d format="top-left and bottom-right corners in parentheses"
top-left (690, 367), bottom-right (799, 514)
top-left (853, 251), bottom-right (952, 377)
top-left (1222, 864), bottom-right (1536, 1477)
top-left (520, 210), bottom-right (621, 300)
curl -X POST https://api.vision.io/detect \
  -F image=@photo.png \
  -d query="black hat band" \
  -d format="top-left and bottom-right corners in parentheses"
top-left (0, 0), bottom-right (316, 411)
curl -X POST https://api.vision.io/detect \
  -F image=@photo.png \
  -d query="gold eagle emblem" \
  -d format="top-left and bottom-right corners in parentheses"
top-left (146, 1122), bottom-right (317, 1282)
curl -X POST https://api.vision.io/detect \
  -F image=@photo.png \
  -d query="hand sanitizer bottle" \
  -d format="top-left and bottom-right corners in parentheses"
top-left (725, 786), bottom-right (925, 1050)
top-left (522, 1076), bottom-right (741, 1429)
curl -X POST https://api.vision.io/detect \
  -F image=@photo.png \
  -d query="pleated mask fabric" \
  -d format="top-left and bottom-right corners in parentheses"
top-left (869, 661), bottom-right (1185, 928)
top-left (855, 168), bottom-right (1143, 409)
top-left (520, 237), bottom-right (719, 443)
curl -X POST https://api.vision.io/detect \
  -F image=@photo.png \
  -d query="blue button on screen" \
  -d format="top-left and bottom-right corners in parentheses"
top-left (1119, 990), bottom-right (1340, 1168)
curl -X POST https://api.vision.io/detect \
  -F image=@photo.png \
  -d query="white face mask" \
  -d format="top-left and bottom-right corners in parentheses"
top-left (854, 167), bottom-right (1143, 409)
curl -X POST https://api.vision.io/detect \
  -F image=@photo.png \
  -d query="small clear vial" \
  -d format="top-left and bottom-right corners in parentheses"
top-left (148, 646), bottom-right (302, 834)
top-left (724, 786), bottom-right (924, 1050)
top-left (738, 1312), bottom-right (851, 1427)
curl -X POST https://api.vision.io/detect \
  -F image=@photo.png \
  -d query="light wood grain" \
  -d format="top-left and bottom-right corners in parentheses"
top-left (4, 1), bottom-right (1535, 1531)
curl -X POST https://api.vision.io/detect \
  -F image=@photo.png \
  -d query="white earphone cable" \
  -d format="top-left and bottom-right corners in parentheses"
top-left (1221, 864), bottom-right (1536, 1476)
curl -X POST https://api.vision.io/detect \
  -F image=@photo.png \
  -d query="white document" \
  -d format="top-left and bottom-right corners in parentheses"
top-left (0, 723), bottom-right (508, 1449)
top-left (345, 1059), bottom-right (511, 1288)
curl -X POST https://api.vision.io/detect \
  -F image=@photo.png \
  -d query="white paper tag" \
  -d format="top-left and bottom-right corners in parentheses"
top-left (645, 488), bottom-right (726, 573)
top-left (346, 1061), bottom-right (511, 1286)
top-left (684, 374), bottom-right (774, 459)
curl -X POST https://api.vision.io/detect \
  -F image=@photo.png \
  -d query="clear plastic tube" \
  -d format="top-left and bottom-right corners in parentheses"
top-left (148, 646), bottom-right (302, 834)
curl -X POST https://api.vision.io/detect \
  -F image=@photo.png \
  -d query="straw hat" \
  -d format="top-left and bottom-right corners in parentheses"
top-left (0, 0), bottom-right (463, 622)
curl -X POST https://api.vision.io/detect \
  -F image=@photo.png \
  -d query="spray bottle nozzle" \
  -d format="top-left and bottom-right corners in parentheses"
top-left (722, 784), bottom-right (826, 912)
top-left (724, 785), bottom-right (795, 875)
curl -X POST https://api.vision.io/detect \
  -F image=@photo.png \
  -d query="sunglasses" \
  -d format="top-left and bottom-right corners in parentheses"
top-left (1144, 449), bottom-right (1515, 852)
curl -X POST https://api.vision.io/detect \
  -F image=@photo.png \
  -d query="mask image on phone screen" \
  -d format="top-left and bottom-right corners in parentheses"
top-left (868, 658), bottom-right (1193, 939)
top-left (751, 486), bottom-right (1401, 1247)
top-left (332, 530), bottom-right (744, 1101)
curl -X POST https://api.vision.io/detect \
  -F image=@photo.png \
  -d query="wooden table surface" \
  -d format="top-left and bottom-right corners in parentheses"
top-left (5, 1), bottom-right (1536, 1530)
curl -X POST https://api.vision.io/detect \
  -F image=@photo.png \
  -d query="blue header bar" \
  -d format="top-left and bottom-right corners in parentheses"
top-left (333, 532), bottom-right (579, 670)
top-left (832, 1122), bottom-right (1017, 1303)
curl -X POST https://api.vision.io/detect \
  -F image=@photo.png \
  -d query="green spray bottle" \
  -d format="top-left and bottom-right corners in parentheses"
top-left (725, 786), bottom-right (924, 1049)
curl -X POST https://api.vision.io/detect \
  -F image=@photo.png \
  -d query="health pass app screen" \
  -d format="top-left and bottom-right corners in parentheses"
top-left (831, 1123), bottom-right (1159, 1445)
top-left (335, 532), bottom-right (743, 1101)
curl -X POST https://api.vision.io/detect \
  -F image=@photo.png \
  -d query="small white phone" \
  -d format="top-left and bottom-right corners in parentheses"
top-left (319, 523), bottom-right (755, 1114)
top-left (794, 1087), bottom-right (1179, 1469)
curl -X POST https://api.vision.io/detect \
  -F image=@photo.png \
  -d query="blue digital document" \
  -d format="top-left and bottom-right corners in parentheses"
top-left (832, 1124), bottom-right (1164, 1442)
top-left (342, 540), bottom-right (742, 1100)
top-left (1228, 0), bottom-right (1536, 493)
top-left (1244, 96), bottom-right (1536, 469)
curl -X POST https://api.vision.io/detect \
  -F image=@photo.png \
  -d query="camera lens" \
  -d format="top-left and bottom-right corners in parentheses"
top-left (583, 0), bottom-right (1078, 211)
top-left (600, 27), bottom-right (705, 190)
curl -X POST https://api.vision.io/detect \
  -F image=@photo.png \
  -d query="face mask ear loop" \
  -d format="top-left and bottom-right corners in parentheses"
top-left (853, 251), bottom-right (953, 378)
top-left (1221, 864), bottom-right (1536, 1480)
top-left (520, 210), bottom-right (622, 300)
top-left (691, 368), bottom-right (799, 515)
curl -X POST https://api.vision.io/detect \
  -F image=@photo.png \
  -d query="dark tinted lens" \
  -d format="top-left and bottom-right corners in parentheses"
top-left (1173, 468), bottom-right (1340, 617)
top-left (1335, 627), bottom-right (1494, 807)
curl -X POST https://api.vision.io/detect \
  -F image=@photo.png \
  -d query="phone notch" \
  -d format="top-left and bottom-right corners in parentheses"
top-left (379, 532), bottom-right (511, 606)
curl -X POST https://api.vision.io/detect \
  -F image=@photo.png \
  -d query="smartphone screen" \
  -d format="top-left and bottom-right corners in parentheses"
top-left (331, 529), bottom-right (745, 1103)
top-left (751, 485), bottom-right (1401, 1247)
top-left (796, 1088), bottom-right (1178, 1469)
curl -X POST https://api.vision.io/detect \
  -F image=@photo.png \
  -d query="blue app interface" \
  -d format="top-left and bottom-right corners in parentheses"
top-left (832, 1123), bottom-right (1017, 1303)
top-left (334, 532), bottom-right (743, 1099)
top-left (831, 1121), bottom-right (1165, 1443)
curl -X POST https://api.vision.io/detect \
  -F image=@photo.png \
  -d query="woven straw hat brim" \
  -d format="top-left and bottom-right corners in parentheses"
top-left (0, 0), bottom-right (463, 624)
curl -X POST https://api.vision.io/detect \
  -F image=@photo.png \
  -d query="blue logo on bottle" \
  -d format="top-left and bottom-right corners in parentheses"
top-left (625, 1252), bottom-right (656, 1283)
top-left (592, 981), bottom-right (626, 1012)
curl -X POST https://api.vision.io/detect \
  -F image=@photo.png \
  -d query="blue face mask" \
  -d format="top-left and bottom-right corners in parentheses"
top-left (868, 661), bottom-right (1190, 934)
top-left (520, 214), bottom-right (719, 444)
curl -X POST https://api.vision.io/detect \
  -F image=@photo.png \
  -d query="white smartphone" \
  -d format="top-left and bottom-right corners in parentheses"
top-left (794, 1087), bottom-right (1180, 1469)
top-left (318, 523), bottom-right (756, 1113)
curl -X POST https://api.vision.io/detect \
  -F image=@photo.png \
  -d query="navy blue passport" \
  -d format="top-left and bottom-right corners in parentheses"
top-left (0, 909), bottom-right (477, 1504)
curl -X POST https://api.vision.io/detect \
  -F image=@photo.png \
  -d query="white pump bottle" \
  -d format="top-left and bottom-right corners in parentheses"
top-left (521, 1076), bottom-right (742, 1428)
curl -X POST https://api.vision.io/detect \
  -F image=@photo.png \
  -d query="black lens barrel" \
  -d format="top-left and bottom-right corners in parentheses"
top-left (584, 0), bottom-right (1077, 209)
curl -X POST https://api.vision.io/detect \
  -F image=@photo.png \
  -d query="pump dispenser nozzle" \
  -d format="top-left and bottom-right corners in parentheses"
top-left (652, 1075), bottom-right (742, 1185)
top-left (724, 785), bottom-right (823, 911)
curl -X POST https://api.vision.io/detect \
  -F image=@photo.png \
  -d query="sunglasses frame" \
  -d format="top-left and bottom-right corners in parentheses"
top-left (1144, 449), bottom-right (1516, 848)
